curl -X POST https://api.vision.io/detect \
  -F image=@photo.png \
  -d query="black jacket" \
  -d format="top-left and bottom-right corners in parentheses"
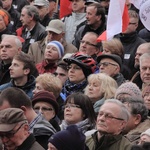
top-left (21, 22), bottom-right (47, 53)
top-left (16, 134), bottom-right (44, 150)
top-left (0, 62), bottom-right (11, 85)
top-left (115, 32), bottom-right (145, 78)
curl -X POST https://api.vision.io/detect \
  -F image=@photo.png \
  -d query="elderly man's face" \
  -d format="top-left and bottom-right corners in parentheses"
top-left (140, 58), bottom-right (150, 84)
top-left (0, 122), bottom-right (28, 150)
top-left (97, 102), bottom-right (126, 135)
top-left (99, 58), bottom-right (120, 77)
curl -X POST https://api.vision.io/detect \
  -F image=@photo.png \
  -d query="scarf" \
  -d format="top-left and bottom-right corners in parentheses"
top-left (62, 79), bottom-right (87, 98)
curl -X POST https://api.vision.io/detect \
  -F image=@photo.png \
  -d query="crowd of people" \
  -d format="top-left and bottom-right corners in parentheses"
top-left (0, 0), bottom-right (150, 150)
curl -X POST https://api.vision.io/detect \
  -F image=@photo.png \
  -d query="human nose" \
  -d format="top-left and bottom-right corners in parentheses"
top-left (145, 68), bottom-right (150, 74)
top-left (9, 65), bottom-right (13, 70)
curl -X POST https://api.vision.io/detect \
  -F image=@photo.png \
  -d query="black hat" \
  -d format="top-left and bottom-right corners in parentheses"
top-left (97, 54), bottom-right (122, 68)
top-left (48, 125), bottom-right (86, 150)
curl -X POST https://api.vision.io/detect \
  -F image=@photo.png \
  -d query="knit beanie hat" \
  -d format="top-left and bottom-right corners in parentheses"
top-left (48, 125), bottom-right (86, 150)
top-left (0, 9), bottom-right (10, 26)
top-left (32, 91), bottom-right (59, 114)
top-left (115, 82), bottom-right (142, 98)
top-left (141, 128), bottom-right (150, 137)
top-left (47, 41), bottom-right (64, 59)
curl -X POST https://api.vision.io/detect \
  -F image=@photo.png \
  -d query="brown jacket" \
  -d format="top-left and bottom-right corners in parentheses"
top-left (28, 38), bottom-right (78, 64)
top-left (125, 118), bottom-right (150, 144)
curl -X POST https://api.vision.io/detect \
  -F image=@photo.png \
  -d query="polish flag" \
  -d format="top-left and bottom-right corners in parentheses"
top-left (97, 0), bottom-right (129, 42)
top-left (59, 0), bottom-right (72, 19)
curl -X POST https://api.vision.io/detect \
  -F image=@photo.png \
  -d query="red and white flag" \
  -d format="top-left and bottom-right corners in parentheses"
top-left (59, 0), bottom-right (72, 19)
top-left (97, 0), bottom-right (129, 42)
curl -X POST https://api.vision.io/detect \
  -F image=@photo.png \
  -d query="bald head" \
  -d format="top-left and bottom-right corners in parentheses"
top-left (134, 43), bottom-right (150, 68)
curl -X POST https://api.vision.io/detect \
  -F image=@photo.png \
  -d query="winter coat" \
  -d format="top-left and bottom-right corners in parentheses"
top-left (30, 113), bottom-right (56, 149)
top-left (19, 22), bottom-right (47, 53)
top-left (125, 118), bottom-right (150, 145)
top-left (0, 75), bottom-right (35, 98)
top-left (28, 38), bottom-right (78, 64)
top-left (86, 131), bottom-right (132, 150)
top-left (115, 32), bottom-right (145, 76)
top-left (16, 134), bottom-right (44, 150)
top-left (73, 22), bottom-right (105, 49)
top-left (62, 12), bottom-right (86, 44)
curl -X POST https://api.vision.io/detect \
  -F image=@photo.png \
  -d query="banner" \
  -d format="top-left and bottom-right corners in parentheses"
top-left (60, 0), bottom-right (72, 18)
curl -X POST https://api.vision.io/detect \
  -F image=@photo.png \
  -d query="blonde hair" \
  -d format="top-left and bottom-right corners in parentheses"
top-left (102, 38), bottom-right (124, 59)
top-left (36, 73), bottom-right (62, 98)
top-left (85, 73), bottom-right (118, 99)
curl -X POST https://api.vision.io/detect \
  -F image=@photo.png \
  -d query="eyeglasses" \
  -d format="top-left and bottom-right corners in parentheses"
top-left (67, 65), bottom-right (82, 70)
top-left (64, 103), bottom-right (81, 109)
top-left (98, 112), bottom-right (124, 121)
top-left (80, 40), bottom-right (98, 47)
top-left (0, 122), bottom-right (26, 139)
top-left (99, 62), bottom-right (118, 67)
top-left (34, 107), bottom-right (54, 112)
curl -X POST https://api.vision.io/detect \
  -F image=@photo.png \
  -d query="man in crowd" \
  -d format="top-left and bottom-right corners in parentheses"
top-left (140, 53), bottom-right (150, 89)
top-left (28, 19), bottom-right (77, 64)
top-left (0, 108), bottom-right (44, 150)
top-left (19, 5), bottom-right (47, 53)
top-left (33, 0), bottom-right (51, 27)
top-left (0, 87), bottom-right (56, 149)
top-left (73, 2), bottom-right (106, 49)
top-left (0, 35), bottom-right (22, 85)
top-left (0, 52), bottom-right (36, 98)
top-left (79, 32), bottom-right (100, 61)
top-left (115, 10), bottom-right (145, 78)
top-left (62, 0), bottom-right (86, 44)
top-left (97, 54), bottom-right (126, 86)
top-left (131, 43), bottom-right (150, 89)
top-left (86, 99), bottom-right (132, 150)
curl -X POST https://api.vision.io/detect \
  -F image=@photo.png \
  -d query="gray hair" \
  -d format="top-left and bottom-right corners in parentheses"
top-left (118, 96), bottom-right (148, 122)
top-left (22, 5), bottom-right (39, 21)
top-left (140, 52), bottom-right (150, 65)
top-left (1, 34), bottom-right (22, 49)
top-left (104, 99), bottom-right (130, 122)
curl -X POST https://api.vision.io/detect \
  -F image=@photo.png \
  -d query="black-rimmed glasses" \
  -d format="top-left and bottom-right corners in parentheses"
top-left (80, 40), bottom-right (98, 47)
top-left (99, 62), bottom-right (118, 67)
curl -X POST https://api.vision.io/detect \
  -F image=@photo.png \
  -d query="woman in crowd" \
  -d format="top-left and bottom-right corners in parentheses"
top-left (60, 92), bottom-right (96, 134)
top-left (33, 73), bottom-right (64, 120)
top-left (32, 91), bottom-right (60, 131)
top-left (61, 52), bottom-right (96, 100)
top-left (85, 73), bottom-right (118, 115)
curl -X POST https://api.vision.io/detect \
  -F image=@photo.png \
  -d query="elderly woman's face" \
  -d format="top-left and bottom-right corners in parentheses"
top-left (68, 63), bottom-right (86, 84)
top-left (33, 102), bottom-right (55, 121)
top-left (33, 82), bottom-right (45, 96)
